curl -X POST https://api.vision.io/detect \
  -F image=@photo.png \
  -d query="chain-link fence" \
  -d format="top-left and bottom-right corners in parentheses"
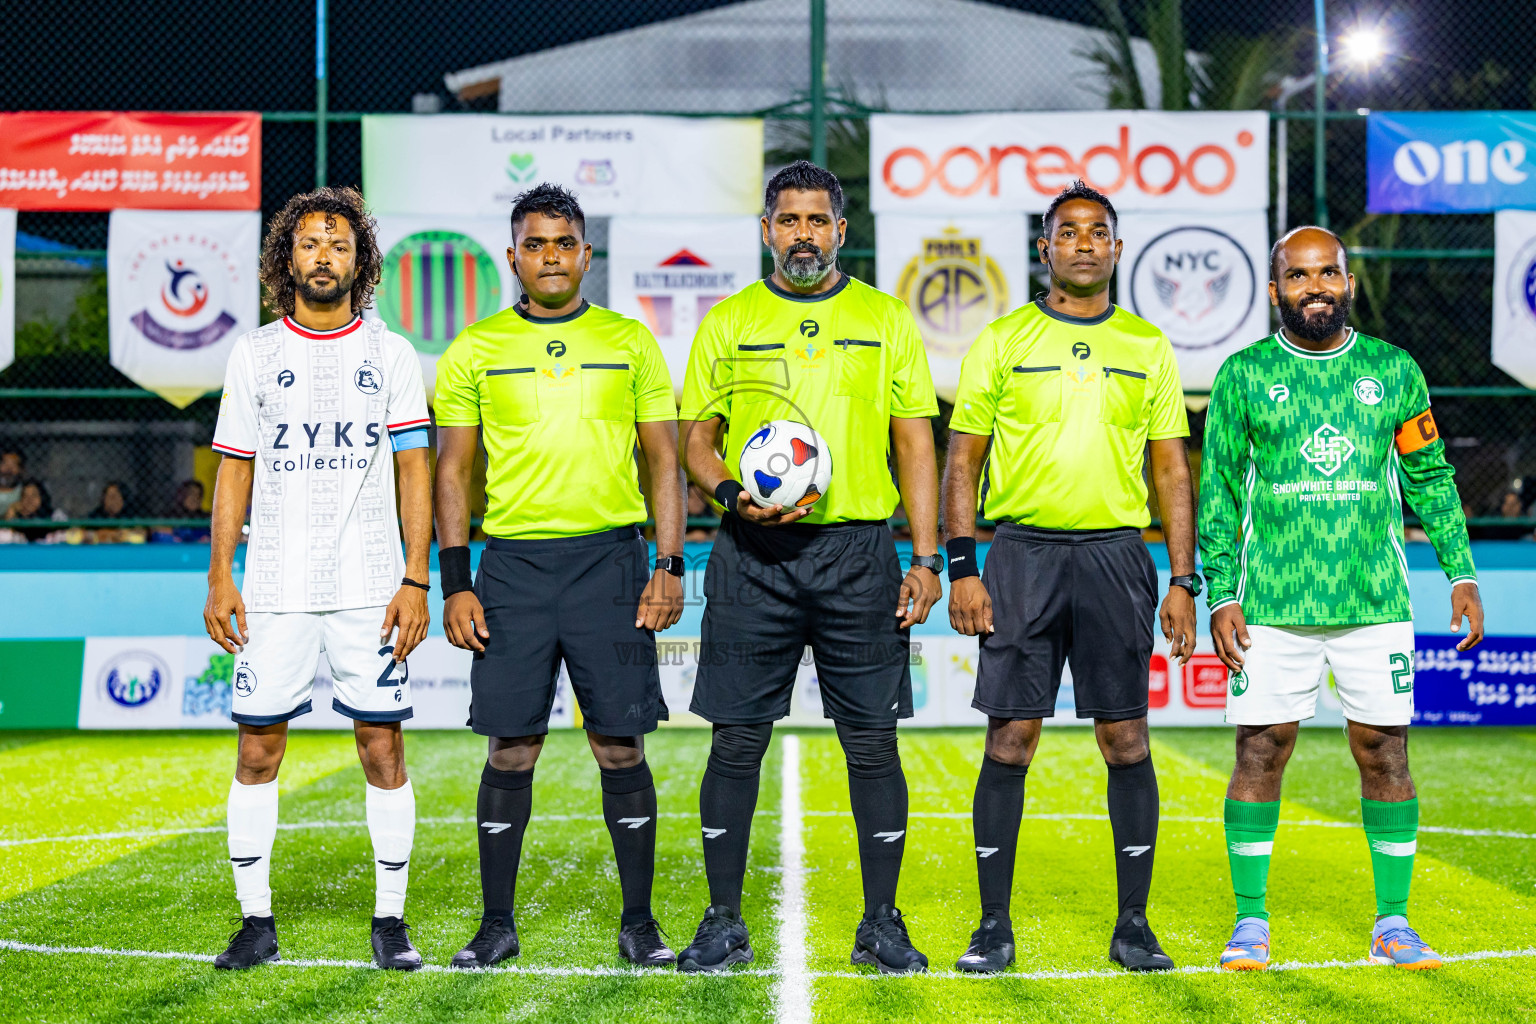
top-left (3, 0), bottom-right (1535, 538)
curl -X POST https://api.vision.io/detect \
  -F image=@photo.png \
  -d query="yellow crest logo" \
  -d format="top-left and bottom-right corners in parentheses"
top-left (540, 363), bottom-right (577, 386)
top-left (793, 342), bottom-right (826, 369)
top-left (895, 226), bottom-right (1010, 359)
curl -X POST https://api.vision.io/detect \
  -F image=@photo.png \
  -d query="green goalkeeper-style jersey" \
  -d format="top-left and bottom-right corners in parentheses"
top-left (1198, 328), bottom-right (1476, 626)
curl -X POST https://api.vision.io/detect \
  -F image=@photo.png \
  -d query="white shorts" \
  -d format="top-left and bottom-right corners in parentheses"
top-left (1225, 621), bottom-right (1415, 727)
top-left (230, 606), bottom-right (413, 726)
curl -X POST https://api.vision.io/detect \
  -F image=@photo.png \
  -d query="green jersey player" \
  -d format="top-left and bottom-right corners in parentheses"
top-left (1198, 226), bottom-right (1484, 972)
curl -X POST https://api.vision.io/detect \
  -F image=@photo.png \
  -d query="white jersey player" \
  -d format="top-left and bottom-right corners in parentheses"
top-left (203, 188), bottom-right (432, 971)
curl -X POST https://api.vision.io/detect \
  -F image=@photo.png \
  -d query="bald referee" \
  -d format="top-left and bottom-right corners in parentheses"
top-left (434, 184), bottom-right (685, 969)
top-left (943, 181), bottom-right (1198, 974)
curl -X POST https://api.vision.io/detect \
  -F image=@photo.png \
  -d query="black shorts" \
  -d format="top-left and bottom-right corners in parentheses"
top-left (469, 526), bottom-right (668, 737)
top-left (690, 514), bottom-right (912, 728)
top-left (972, 523), bottom-right (1156, 722)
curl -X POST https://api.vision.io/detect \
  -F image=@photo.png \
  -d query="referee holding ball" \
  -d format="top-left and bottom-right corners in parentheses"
top-left (433, 184), bottom-right (686, 969)
top-left (943, 181), bottom-right (1198, 974)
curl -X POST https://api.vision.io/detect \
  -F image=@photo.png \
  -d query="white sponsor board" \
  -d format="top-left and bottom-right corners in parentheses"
top-left (871, 112), bottom-right (1269, 214)
top-left (362, 115), bottom-right (764, 218)
top-left (1494, 209), bottom-right (1536, 388)
top-left (875, 213), bottom-right (1029, 400)
top-left (1116, 210), bottom-right (1271, 390)
top-left (107, 210), bottom-right (260, 407)
top-left (607, 216), bottom-right (761, 389)
top-left (0, 209), bottom-right (13, 374)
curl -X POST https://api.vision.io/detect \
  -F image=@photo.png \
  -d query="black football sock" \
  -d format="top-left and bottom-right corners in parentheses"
top-left (600, 758), bottom-right (658, 928)
top-left (477, 763), bottom-right (533, 918)
top-left (973, 756), bottom-right (1029, 925)
top-left (1106, 756), bottom-right (1160, 919)
top-left (699, 723), bottom-right (772, 915)
top-left (838, 723), bottom-right (908, 917)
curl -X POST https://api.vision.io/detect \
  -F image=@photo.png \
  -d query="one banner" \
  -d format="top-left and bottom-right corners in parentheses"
top-left (367, 215), bottom-right (518, 391)
top-left (871, 112), bottom-right (1268, 214)
top-left (363, 115), bottom-right (763, 217)
top-left (607, 216), bottom-right (761, 388)
top-left (0, 112), bottom-right (260, 212)
top-left (107, 210), bottom-right (260, 408)
top-left (1412, 635), bottom-right (1536, 726)
top-left (0, 209), bottom-right (13, 374)
top-left (1368, 112), bottom-right (1536, 214)
top-left (1116, 210), bottom-right (1271, 390)
top-left (875, 213), bottom-right (1029, 400)
top-left (1494, 209), bottom-right (1536, 388)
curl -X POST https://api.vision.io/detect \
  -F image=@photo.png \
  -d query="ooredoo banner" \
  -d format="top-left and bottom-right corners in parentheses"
top-left (0, 209), bottom-right (13, 374)
top-left (1115, 210), bottom-right (1271, 390)
top-left (1368, 112), bottom-right (1536, 214)
top-left (107, 209), bottom-right (260, 408)
top-left (0, 112), bottom-right (260, 212)
top-left (1493, 209), bottom-right (1536, 388)
top-left (874, 213), bottom-right (1030, 401)
top-left (607, 216), bottom-right (762, 388)
top-left (871, 112), bottom-right (1269, 214)
top-left (362, 115), bottom-right (764, 217)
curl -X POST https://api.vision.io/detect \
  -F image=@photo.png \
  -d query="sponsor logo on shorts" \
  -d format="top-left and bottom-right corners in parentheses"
top-left (1230, 669), bottom-right (1248, 696)
top-left (234, 665), bottom-right (258, 697)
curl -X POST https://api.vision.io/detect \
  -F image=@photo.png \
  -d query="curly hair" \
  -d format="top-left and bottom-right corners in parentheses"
top-left (258, 186), bottom-right (381, 316)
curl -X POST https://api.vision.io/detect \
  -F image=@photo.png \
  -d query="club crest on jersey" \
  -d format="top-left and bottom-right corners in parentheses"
top-left (794, 342), bottom-right (826, 368)
top-left (354, 362), bottom-right (383, 395)
top-left (234, 665), bottom-right (258, 697)
top-left (1354, 376), bottom-right (1384, 405)
top-left (1268, 383), bottom-right (1289, 402)
top-left (1300, 423), bottom-right (1356, 476)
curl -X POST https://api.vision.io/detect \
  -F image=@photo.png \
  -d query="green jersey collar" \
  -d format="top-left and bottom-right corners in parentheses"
top-left (514, 299), bottom-right (591, 325)
top-left (1033, 296), bottom-right (1115, 327)
top-left (1276, 326), bottom-right (1356, 359)
top-left (763, 272), bottom-right (850, 303)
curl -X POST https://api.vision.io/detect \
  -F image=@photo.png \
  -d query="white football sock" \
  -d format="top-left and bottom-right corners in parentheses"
top-left (366, 780), bottom-right (416, 919)
top-left (226, 777), bottom-right (279, 917)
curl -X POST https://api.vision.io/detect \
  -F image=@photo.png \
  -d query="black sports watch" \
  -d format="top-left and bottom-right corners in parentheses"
top-left (1169, 573), bottom-right (1203, 597)
top-left (655, 555), bottom-right (685, 578)
top-left (910, 553), bottom-right (945, 575)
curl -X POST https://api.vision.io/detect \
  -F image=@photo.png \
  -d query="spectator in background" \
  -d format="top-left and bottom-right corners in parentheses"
top-left (1483, 488), bottom-right (1534, 541)
top-left (684, 483), bottom-right (718, 543)
top-left (151, 479), bottom-right (212, 544)
top-left (1, 479), bottom-right (66, 543)
top-left (87, 481), bottom-right (145, 544)
top-left (0, 450), bottom-right (24, 518)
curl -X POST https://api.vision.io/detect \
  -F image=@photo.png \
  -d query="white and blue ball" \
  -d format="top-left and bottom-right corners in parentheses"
top-left (738, 420), bottom-right (833, 510)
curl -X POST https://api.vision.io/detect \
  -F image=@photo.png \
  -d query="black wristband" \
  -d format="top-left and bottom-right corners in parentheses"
top-left (946, 537), bottom-right (981, 581)
top-left (439, 545), bottom-right (473, 597)
top-left (714, 479), bottom-right (746, 511)
top-left (400, 577), bottom-right (430, 592)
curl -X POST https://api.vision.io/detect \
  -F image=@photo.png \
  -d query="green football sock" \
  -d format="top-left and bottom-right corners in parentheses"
top-left (1224, 798), bottom-right (1280, 923)
top-left (1362, 797), bottom-right (1418, 918)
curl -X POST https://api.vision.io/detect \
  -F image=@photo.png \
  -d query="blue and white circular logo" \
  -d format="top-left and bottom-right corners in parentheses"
top-left (234, 664), bottom-right (258, 697)
top-left (354, 363), bottom-right (383, 394)
top-left (1506, 239), bottom-right (1536, 326)
top-left (100, 650), bottom-right (170, 708)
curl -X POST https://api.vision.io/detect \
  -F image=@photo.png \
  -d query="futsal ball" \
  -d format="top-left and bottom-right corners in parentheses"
top-left (738, 420), bottom-right (833, 509)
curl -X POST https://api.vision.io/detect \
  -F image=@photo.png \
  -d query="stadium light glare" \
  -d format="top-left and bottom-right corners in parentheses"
top-left (1340, 27), bottom-right (1387, 67)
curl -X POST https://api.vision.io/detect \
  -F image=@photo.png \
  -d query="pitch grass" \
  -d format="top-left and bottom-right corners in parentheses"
top-left (0, 727), bottom-right (1533, 1023)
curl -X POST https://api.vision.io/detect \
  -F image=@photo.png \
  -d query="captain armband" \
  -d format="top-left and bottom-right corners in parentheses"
top-left (1394, 409), bottom-right (1438, 456)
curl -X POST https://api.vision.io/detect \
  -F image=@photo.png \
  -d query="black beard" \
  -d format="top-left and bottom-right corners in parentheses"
top-left (1278, 290), bottom-right (1351, 342)
top-left (775, 241), bottom-right (836, 287)
top-left (295, 270), bottom-right (353, 307)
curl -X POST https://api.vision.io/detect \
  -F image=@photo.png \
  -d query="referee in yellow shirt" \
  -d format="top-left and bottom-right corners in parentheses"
top-left (943, 182), bottom-right (1198, 974)
top-left (433, 184), bottom-right (685, 969)
top-left (675, 161), bottom-right (942, 974)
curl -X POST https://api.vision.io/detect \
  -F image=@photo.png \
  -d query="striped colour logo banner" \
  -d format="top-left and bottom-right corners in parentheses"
top-left (377, 230), bottom-right (502, 355)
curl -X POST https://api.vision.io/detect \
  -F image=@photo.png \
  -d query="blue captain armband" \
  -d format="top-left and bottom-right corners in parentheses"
top-left (390, 427), bottom-right (429, 452)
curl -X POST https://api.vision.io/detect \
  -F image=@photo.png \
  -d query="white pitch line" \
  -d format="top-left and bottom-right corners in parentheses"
top-left (774, 734), bottom-right (812, 1024)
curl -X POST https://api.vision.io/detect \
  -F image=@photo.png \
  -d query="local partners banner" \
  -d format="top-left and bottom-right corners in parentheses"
top-left (363, 115), bottom-right (763, 217)
top-left (0, 209), bottom-right (13, 374)
top-left (607, 216), bottom-right (761, 388)
top-left (875, 213), bottom-right (1028, 400)
top-left (367, 215), bottom-right (517, 391)
top-left (1493, 209), bottom-right (1536, 388)
top-left (1116, 210), bottom-right (1271, 390)
top-left (1368, 112), bottom-right (1536, 213)
top-left (107, 210), bottom-right (260, 407)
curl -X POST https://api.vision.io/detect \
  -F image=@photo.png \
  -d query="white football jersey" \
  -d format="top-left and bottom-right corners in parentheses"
top-left (212, 315), bottom-right (430, 613)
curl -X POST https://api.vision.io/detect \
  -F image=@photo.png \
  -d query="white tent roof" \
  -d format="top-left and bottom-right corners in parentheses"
top-left (444, 0), bottom-right (1161, 113)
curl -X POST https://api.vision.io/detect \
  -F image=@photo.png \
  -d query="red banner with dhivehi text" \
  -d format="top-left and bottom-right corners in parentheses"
top-left (0, 112), bottom-right (260, 211)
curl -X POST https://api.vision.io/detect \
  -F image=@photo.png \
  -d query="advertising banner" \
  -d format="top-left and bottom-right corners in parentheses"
top-left (0, 208), bottom-right (13, 374)
top-left (107, 209), bottom-right (260, 407)
top-left (362, 115), bottom-right (764, 218)
top-left (871, 112), bottom-right (1269, 214)
top-left (367, 215), bottom-right (518, 390)
top-left (874, 213), bottom-right (1029, 400)
top-left (1412, 635), bottom-right (1536, 726)
top-left (1368, 112), bottom-right (1536, 214)
top-left (1493, 209), bottom-right (1536, 388)
top-left (0, 111), bottom-right (260, 212)
top-left (607, 215), bottom-right (761, 388)
top-left (1116, 210), bottom-right (1271, 390)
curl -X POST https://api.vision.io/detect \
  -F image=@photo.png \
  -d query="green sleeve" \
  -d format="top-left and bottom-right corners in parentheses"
top-left (632, 322), bottom-right (678, 422)
top-left (431, 330), bottom-right (481, 427)
top-left (678, 304), bottom-right (729, 422)
top-left (947, 324), bottom-right (1000, 435)
top-left (1197, 358), bottom-right (1251, 612)
top-left (1395, 360), bottom-right (1476, 584)
top-left (1146, 334), bottom-right (1190, 440)
top-left (889, 303), bottom-right (940, 418)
